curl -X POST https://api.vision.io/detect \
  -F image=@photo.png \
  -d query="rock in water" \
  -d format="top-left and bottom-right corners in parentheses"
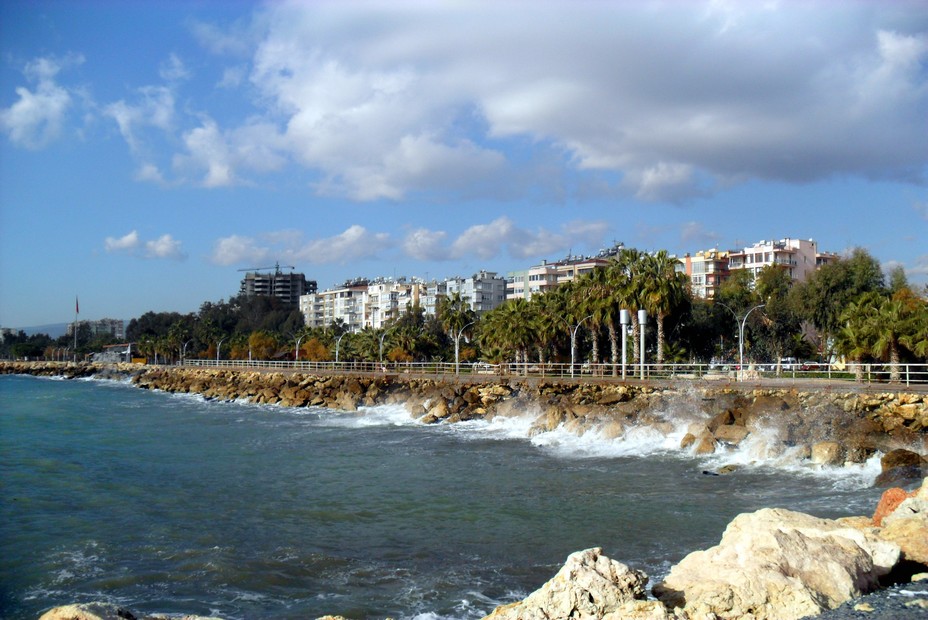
top-left (39, 603), bottom-right (138, 620)
top-left (482, 547), bottom-right (672, 620)
top-left (653, 508), bottom-right (901, 620)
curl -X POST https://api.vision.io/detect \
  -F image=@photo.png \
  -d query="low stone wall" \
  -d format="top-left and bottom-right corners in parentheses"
top-left (4, 362), bottom-right (927, 461)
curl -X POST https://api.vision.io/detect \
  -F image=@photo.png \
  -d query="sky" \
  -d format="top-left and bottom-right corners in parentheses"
top-left (1, 0), bottom-right (927, 329)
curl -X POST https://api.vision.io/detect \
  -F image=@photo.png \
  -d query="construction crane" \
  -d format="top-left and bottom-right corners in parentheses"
top-left (237, 261), bottom-right (295, 276)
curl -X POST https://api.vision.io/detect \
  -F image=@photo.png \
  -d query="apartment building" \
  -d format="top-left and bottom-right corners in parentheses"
top-left (507, 244), bottom-right (625, 301)
top-left (728, 238), bottom-right (824, 283)
top-left (240, 266), bottom-right (317, 307)
top-left (682, 249), bottom-right (730, 299)
top-left (300, 279), bottom-right (369, 332)
top-left (66, 318), bottom-right (125, 340)
top-left (425, 271), bottom-right (507, 315)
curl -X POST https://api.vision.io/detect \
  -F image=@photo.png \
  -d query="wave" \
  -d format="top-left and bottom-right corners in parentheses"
top-left (350, 403), bottom-right (885, 486)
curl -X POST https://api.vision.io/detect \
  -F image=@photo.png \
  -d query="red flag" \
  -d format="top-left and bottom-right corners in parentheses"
top-left (76, 296), bottom-right (79, 315)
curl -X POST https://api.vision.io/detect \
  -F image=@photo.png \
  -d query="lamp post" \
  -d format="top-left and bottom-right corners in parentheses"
top-left (379, 329), bottom-right (392, 369)
top-left (565, 315), bottom-right (593, 378)
top-left (638, 309), bottom-right (647, 380)
top-left (453, 320), bottom-right (476, 375)
top-left (295, 335), bottom-right (304, 362)
top-left (717, 303), bottom-right (766, 381)
top-left (182, 339), bottom-right (193, 365)
top-left (335, 332), bottom-right (346, 364)
top-left (620, 309), bottom-right (630, 380)
top-left (216, 337), bottom-right (226, 363)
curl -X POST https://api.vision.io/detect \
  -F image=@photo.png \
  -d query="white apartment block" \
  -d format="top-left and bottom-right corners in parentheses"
top-left (300, 279), bottom-right (369, 332)
top-left (728, 238), bottom-right (834, 283)
top-left (507, 244), bottom-right (625, 301)
top-left (425, 271), bottom-right (506, 315)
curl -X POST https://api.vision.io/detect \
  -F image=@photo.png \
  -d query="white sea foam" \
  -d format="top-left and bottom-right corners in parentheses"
top-left (317, 403), bottom-right (422, 428)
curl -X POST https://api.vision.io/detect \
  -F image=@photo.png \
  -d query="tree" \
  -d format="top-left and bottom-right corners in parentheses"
top-left (639, 251), bottom-right (688, 365)
top-left (754, 265), bottom-right (802, 373)
top-left (793, 248), bottom-right (885, 357)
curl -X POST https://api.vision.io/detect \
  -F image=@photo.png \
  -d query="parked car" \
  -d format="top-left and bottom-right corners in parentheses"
top-left (801, 360), bottom-right (823, 371)
top-left (779, 357), bottom-right (800, 371)
top-left (472, 362), bottom-right (497, 374)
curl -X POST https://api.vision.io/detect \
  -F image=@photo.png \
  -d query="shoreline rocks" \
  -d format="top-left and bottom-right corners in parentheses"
top-left (3, 361), bottom-right (925, 468)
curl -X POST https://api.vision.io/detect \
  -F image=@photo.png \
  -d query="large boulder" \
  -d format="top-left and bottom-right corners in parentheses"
top-left (482, 547), bottom-right (672, 620)
top-left (38, 602), bottom-right (223, 620)
top-left (878, 477), bottom-right (928, 566)
top-left (653, 508), bottom-right (901, 620)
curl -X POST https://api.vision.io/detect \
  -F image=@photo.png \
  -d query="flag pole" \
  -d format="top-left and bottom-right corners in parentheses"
top-left (73, 295), bottom-right (79, 362)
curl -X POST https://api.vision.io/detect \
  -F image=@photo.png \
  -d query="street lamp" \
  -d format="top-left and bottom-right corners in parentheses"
top-left (452, 320), bottom-right (476, 375)
top-left (295, 335), bottom-right (304, 362)
top-left (335, 332), bottom-right (346, 364)
top-left (638, 309), bottom-right (647, 380)
top-left (182, 339), bottom-right (193, 365)
top-left (717, 302), bottom-right (766, 381)
top-left (565, 315), bottom-right (593, 378)
top-left (620, 309), bottom-right (631, 380)
top-left (216, 337), bottom-right (226, 363)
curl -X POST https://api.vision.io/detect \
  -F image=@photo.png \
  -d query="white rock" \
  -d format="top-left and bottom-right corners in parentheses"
top-left (482, 547), bottom-right (672, 620)
top-left (653, 508), bottom-right (901, 620)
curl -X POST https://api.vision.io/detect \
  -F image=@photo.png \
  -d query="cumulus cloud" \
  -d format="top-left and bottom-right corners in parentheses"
top-left (0, 54), bottom-right (83, 149)
top-left (210, 235), bottom-right (269, 266)
top-left (403, 228), bottom-right (448, 261)
top-left (230, 1), bottom-right (928, 202)
top-left (172, 117), bottom-right (288, 187)
top-left (211, 226), bottom-right (393, 266)
top-left (291, 225), bottom-right (392, 264)
top-left (404, 217), bottom-right (608, 262)
top-left (105, 230), bottom-right (140, 253)
top-left (104, 86), bottom-right (175, 154)
top-left (104, 230), bottom-right (185, 260)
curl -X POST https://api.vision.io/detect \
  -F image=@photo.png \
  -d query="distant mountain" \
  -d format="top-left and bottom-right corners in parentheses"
top-left (15, 323), bottom-right (69, 338)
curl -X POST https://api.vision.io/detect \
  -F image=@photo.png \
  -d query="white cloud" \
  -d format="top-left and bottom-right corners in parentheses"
top-left (410, 217), bottom-right (609, 262)
top-left (105, 231), bottom-right (140, 253)
top-left (104, 230), bottom-right (185, 260)
top-left (211, 226), bottom-right (392, 266)
top-left (0, 54), bottom-right (83, 149)
top-left (291, 225), bottom-right (392, 264)
top-left (104, 86), bottom-right (175, 154)
top-left (159, 54), bottom-right (190, 82)
top-left (210, 235), bottom-right (269, 266)
top-left (228, 1), bottom-right (928, 202)
top-left (403, 228), bottom-right (449, 261)
top-left (144, 234), bottom-right (186, 260)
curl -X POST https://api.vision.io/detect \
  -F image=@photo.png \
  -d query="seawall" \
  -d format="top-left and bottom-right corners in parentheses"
top-left (3, 361), bottom-right (927, 461)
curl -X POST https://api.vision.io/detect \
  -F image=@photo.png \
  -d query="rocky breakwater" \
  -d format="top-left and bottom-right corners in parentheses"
top-left (0, 361), bottom-right (140, 381)
top-left (127, 367), bottom-right (928, 476)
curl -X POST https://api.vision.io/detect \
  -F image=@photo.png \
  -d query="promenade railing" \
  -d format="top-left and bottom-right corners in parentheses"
top-left (179, 359), bottom-right (928, 387)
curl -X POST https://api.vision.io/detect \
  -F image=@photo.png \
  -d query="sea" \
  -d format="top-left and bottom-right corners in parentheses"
top-left (0, 374), bottom-right (888, 620)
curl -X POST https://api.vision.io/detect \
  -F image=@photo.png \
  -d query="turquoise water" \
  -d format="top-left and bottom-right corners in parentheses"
top-left (0, 374), bottom-right (884, 619)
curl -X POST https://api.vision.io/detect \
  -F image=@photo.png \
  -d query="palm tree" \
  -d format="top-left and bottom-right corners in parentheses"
top-left (612, 249), bottom-right (646, 363)
top-left (870, 296), bottom-right (912, 383)
top-left (640, 251), bottom-right (687, 366)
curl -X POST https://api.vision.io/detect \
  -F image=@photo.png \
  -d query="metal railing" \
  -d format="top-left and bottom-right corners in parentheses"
top-left (178, 359), bottom-right (928, 386)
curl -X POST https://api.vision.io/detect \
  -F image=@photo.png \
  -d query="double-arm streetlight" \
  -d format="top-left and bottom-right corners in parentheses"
top-left (452, 320), bottom-right (476, 375)
top-left (717, 302), bottom-right (766, 381)
top-left (335, 332), bottom-right (346, 364)
top-left (295, 335), bottom-right (305, 362)
top-left (564, 315), bottom-right (593, 378)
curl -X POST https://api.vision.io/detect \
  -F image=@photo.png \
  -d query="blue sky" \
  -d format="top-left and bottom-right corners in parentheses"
top-left (1, 0), bottom-right (926, 329)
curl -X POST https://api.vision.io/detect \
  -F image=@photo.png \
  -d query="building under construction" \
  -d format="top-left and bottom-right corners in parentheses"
top-left (239, 263), bottom-right (317, 307)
